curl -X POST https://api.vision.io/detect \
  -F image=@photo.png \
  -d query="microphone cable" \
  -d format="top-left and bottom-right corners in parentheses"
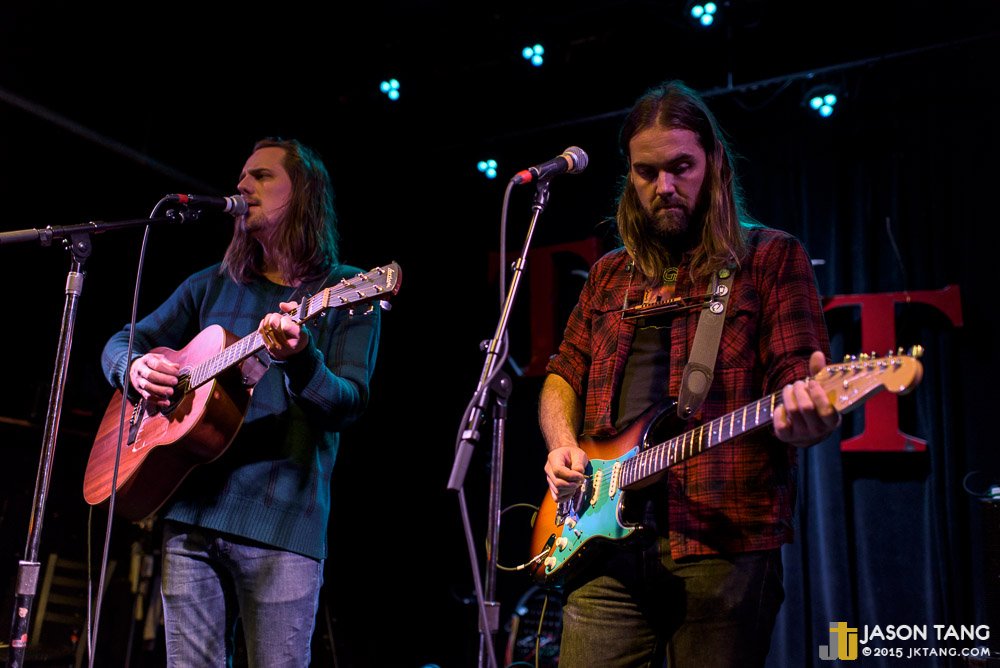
top-left (86, 195), bottom-right (175, 668)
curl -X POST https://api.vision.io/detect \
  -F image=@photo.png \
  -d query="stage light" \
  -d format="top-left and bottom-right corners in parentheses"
top-left (522, 44), bottom-right (545, 67)
top-left (477, 159), bottom-right (498, 179)
top-left (803, 84), bottom-right (841, 118)
top-left (689, 2), bottom-right (718, 26)
top-left (379, 78), bottom-right (401, 101)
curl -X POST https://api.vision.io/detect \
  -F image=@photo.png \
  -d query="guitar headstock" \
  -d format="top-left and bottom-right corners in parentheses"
top-left (297, 262), bottom-right (402, 321)
top-left (816, 345), bottom-right (924, 414)
top-left (346, 262), bottom-right (402, 301)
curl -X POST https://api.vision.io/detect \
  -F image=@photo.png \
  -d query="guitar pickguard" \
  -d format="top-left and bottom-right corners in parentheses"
top-left (538, 447), bottom-right (642, 584)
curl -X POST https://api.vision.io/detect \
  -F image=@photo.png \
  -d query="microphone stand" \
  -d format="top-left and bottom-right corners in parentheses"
top-left (1, 212), bottom-right (186, 668)
top-left (447, 179), bottom-right (552, 668)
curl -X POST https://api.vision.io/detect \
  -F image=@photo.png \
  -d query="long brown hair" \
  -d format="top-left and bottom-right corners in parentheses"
top-left (616, 81), bottom-right (755, 282)
top-left (221, 137), bottom-right (339, 284)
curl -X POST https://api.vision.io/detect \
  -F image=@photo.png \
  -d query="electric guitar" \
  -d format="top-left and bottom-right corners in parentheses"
top-left (529, 347), bottom-right (924, 586)
top-left (83, 262), bottom-right (402, 521)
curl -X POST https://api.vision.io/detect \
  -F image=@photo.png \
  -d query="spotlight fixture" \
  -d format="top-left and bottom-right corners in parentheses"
top-left (802, 84), bottom-right (841, 118)
top-left (379, 78), bottom-right (401, 101)
top-left (477, 159), bottom-right (498, 180)
top-left (689, 2), bottom-right (718, 26)
top-left (521, 44), bottom-right (545, 67)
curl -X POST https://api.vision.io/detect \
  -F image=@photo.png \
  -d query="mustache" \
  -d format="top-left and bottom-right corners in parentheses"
top-left (652, 197), bottom-right (687, 212)
top-left (654, 192), bottom-right (684, 205)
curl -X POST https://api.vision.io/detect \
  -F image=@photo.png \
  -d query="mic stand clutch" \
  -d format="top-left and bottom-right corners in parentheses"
top-left (447, 179), bottom-right (552, 668)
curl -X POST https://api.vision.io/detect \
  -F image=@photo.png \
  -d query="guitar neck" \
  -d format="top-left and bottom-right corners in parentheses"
top-left (187, 329), bottom-right (269, 389)
top-left (181, 263), bottom-right (401, 390)
top-left (615, 349), bottom-right (925, 489)
top-left (618, 392), bottom-right (781, 489)
top-left (185, 283), bottom-right (354, 390)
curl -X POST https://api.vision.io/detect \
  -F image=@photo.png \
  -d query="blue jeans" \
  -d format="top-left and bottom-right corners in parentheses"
top-left (161, 521), bottom-right (324, 668)
top-left (559, 539), bottom-right (784, 668)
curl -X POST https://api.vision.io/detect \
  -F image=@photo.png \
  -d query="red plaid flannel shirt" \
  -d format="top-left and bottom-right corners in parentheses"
top-left (546, 226), bottom-right (830, 558)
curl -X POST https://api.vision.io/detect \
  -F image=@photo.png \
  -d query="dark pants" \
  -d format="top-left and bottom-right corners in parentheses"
top-left (558, 539), bottom-right (784, 668)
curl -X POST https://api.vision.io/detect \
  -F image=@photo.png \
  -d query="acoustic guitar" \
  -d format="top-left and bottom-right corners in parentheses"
top-left (83, 263), bottom-right (401, 521)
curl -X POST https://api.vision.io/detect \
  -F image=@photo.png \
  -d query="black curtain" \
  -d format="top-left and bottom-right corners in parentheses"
top-left (475, 37), bottom-right (998, 668)
top-left (735, 39), bottom-right (998, 667)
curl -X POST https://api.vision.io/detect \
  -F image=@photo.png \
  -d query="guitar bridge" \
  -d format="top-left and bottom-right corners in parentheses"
top-left (556, 501), bottom-right (570, 526)
top-left (555, 477), bottom-right (591, 526)
top-left (127, 400), bottom-right (144, 446)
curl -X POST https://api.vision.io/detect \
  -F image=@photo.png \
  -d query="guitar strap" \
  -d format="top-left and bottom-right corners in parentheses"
top-left (677, 266), bottom-right (735, 419)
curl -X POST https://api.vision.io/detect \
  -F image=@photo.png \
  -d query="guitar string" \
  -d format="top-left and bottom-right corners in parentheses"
top-left (550, 360), bottom-right (905, 574)
top-left (587, 361), bottom-right (895, 492)
top-left (181, 269), bottom-right (387, 393)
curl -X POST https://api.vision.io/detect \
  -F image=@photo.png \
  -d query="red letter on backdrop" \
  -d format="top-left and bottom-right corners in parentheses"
top-left (489, 238), bottom-right (601, 377)
top-left (823, 285), bottom-right (962, 452)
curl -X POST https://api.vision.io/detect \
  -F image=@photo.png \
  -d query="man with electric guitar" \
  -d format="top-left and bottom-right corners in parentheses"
top-left (97, 138), bottom-right (386, 667)
top-left (538, 82), bottom-right (842, 667)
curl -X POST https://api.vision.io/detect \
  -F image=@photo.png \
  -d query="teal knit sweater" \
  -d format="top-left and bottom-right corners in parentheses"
top-left (101, 263), bottom-right (381, 559)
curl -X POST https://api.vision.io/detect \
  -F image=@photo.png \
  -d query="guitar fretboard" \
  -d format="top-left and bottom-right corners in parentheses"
top-left (618, 392), bottom-right (783, 488)
top-left (180, 267), bottom-right (396, 393)
top-left (188, 329), bottom-right (269, 389)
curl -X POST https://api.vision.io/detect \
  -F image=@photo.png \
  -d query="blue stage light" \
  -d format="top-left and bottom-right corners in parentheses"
top-left (379, 78), bottom-right (401, 101)
top-left (690, 2), bottom-right (717, 26)
top-left (805, 86), bottom-right (840, 118)
top-left (522, 44), bottom-right (545, 67)
top-left (477, 159), bottom-right (498, 180)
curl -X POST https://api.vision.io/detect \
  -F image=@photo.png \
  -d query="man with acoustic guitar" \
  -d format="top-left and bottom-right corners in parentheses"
top-left (100, 137), bottom-right (382, 666)
top-left (539, 81), bottom-right (841, 666)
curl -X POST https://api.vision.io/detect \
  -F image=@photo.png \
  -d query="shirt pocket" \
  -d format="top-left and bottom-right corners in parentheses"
top-left (719, 302), bottom-right (760, 371)
top-left (590, 308), bottom-right (623, 364)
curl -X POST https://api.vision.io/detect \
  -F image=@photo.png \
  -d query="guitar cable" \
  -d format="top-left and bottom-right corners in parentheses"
top-left (503, 549), bottom-right (551, 573)
top-left (494, 503), bottom-right (552, 573)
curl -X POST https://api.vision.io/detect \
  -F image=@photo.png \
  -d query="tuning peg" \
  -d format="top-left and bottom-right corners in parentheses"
top-left (843, 354), bottom-right (852, 362)
top-left (859, 353), bottom-right (869, 361)
top-left (909, 344), bottom-right (924, 358)
top-left (379, 300), bottom-right (392, 311)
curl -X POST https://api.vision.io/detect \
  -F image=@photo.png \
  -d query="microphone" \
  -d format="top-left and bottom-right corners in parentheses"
top-left (169, 193), bottom-right (248, 216)
top-left (511, 146), bottom-right (589, 185)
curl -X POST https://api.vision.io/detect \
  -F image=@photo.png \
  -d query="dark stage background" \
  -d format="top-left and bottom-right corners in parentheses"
top-left (2, 1), bottom-right (999, 666)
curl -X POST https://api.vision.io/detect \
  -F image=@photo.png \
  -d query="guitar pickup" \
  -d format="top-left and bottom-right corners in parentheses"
top-left (590, 470), bottom-right (603, 506)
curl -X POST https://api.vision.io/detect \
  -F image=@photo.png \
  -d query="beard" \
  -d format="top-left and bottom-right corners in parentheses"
top-left (239, 211), bottom-right (282, 249)
top-left (638, 191), bottom-right (710, 264)
top-left (644, 195), bottom-right (704, 247)
top-left (239, 209), bottom-right (266, 234)
top-left (647, 204), bottom-right (690, 240)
